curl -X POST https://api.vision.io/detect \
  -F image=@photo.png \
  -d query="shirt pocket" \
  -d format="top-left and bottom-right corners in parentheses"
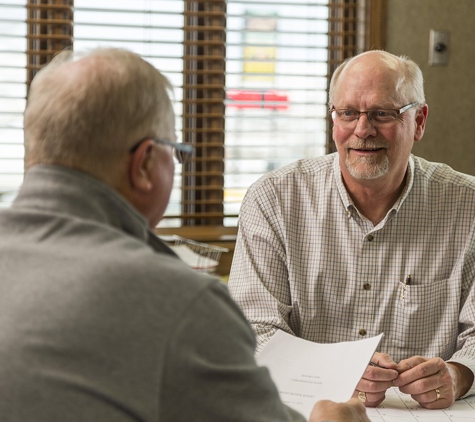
top-left (390, 278), bottom-right (457, 360)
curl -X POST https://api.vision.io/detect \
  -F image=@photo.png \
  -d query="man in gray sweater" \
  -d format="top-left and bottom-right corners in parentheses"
top-left (0, 48), bottom-right (368, 422)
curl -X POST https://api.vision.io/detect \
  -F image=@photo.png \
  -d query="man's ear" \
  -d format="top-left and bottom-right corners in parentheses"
top-left (414, 104), bottom-right (429, 142)
top-left (128, 140), bottom-right (155, 192)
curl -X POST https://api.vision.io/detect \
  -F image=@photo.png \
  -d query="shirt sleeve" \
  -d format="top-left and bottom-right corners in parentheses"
top-left (228, 182), bottom-right (298, 354)
top-left (161, 279), bottom-right (306, 422)
top-left (448, 260), bottom-right (475, 398)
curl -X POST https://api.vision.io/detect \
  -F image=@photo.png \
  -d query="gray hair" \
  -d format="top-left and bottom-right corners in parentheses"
top-left (24, 48), bottom-right (175, 180)
top-left (328, 50), bottom-right (425, 109)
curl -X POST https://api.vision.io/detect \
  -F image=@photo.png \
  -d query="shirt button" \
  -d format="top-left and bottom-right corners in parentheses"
top-left (367, 235), bottom-right (374, 242)
top-left (359, 329), bottom-right (367, 336)
top-left (363, 283), bottom-right (371, 290)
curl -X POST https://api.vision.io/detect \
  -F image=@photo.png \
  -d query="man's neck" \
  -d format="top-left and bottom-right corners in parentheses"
top-left (342, 171), bottom-right (408, 226)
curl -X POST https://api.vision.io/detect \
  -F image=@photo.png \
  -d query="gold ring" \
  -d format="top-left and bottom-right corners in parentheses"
top-left (358, 391), bottom-right (367, 403)
top-left (435, 388), bottom-right (440, 400)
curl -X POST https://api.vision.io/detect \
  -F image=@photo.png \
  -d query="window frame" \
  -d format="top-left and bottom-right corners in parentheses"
top-left (22, 0), bottom-right (387, 243)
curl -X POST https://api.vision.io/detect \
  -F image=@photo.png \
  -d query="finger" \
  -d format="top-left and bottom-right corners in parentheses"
top-left (394, 358), bottom-right (443, 388)
top-left (410, 387), bottom-right (440, 405)
top-left (364, 396), bottom-right (386, 408)
top-left (352, 390), bottom-right (386, 408)
top-left (371, 352), bottom-right (398, 370)
top-left (357, 377), bottom-right (394, 394)
top-left (362, 365), bottom-right (399, 383)
top-left (363, 391), bottom-right (387, 407)
top-left (419, 398), bottom-right (452, 410)
top-left (412, 387), bottom-right (454, 410)
top-left (396, 355), bottom-right (427, 373)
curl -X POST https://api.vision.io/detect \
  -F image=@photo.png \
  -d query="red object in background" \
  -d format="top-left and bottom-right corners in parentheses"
top-left (226, 89), bottom-right (289, 110)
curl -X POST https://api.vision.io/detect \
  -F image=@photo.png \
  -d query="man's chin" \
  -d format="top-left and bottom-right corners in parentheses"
top-left (345, 160), bottom-right (389, 180)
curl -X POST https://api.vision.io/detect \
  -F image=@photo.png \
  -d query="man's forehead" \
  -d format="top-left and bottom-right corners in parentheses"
top-left (334, 63), bottom-right (400, 104)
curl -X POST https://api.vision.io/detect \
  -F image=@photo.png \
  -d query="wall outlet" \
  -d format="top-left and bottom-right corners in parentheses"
top-left (429, 29), bottom-right (450, 66)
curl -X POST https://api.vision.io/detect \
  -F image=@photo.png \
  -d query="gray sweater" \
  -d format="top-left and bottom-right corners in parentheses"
top-left (0, 165), bottom-right (305, 422)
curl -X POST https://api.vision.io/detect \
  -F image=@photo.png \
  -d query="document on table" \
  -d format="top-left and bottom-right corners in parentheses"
top-left (256, 330), bottom-right (383, 419)
top-left (368, 387), bottom-right (475, 421)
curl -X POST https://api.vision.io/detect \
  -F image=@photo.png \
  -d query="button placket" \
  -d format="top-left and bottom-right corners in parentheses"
top-left (357, 232), bottom-right (377, 339)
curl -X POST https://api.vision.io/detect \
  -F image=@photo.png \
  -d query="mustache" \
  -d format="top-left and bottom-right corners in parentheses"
top-left (347, 139), bottom-right (389, 149)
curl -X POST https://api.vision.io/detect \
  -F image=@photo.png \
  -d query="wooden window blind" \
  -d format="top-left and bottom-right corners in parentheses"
top-left (182, 0), bottom-right (226, 226)
top-left (0, 0), bottom-right (386, 238)
top-left (0, 0), bottom-right (28, 207)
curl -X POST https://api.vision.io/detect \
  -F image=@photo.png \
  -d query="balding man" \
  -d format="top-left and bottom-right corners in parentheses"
top-left (229, 50), bottom-right (475, 409)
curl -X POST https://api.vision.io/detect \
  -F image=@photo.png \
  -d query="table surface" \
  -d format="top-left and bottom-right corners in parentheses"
top-left (367, 387), bottom-right (475, 421)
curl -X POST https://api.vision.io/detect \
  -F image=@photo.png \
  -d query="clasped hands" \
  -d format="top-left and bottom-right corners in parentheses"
top-left (353, 352), bottom-right (472, 409)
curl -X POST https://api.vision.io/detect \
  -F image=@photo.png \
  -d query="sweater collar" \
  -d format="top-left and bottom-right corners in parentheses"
top-left (14, 164), bottom-right (151, 243)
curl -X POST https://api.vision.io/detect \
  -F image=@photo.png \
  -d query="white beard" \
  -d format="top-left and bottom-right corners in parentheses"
top-left (345, 153), bottom-right (389, 180)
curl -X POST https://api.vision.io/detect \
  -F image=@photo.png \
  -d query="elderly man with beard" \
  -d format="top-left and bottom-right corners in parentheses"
top-left (228, 50), bottom-right (475, 411)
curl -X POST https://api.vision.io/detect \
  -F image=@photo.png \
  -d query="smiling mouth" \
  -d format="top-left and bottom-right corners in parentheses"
top-left (350, 147), bottom-right (385, 152)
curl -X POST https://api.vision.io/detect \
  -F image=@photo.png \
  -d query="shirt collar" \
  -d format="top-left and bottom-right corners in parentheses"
top-left (333, 154), bottom-right (415, 217)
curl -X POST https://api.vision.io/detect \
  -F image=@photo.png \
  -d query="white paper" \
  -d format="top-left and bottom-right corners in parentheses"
top-left (368, 387), bottom-right (475, 421)
top-left (256, 331), bottom-right (383, 419)
top-left (169, 244), bottom-right (218, 270)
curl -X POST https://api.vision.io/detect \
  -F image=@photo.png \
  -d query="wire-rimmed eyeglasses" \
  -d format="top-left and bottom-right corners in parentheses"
top-left (330, 102), bottom-right (418, 127)
top-left (129, 138), bottom-right (193, 164)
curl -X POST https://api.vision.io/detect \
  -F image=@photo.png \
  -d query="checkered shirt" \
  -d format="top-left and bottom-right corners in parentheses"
top-left (228, 153), bottom-right (475, 397)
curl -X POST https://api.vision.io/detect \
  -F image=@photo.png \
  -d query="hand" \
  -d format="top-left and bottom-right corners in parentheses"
top-left (394, 357), bottom-right (473, 409)
top-left (353, 352), bottom-right (399, 407)
top-left (309, 398), bottom-right (370, 422)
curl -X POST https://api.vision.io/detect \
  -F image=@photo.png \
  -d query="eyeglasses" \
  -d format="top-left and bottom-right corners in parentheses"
top-left (330, 102), bottom-right (418, 127)
top-left (129, 137), bottom-right (193, 164)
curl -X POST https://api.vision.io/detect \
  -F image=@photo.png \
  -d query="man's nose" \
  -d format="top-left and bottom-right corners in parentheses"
top-left (354, 112), bottom-right (377, 138)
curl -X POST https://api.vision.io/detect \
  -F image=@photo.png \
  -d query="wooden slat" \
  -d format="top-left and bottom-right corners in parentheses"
top-left (25, 3), bottom-right (72, 10)
top-left (26, 0), bottom-right (73, 86)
